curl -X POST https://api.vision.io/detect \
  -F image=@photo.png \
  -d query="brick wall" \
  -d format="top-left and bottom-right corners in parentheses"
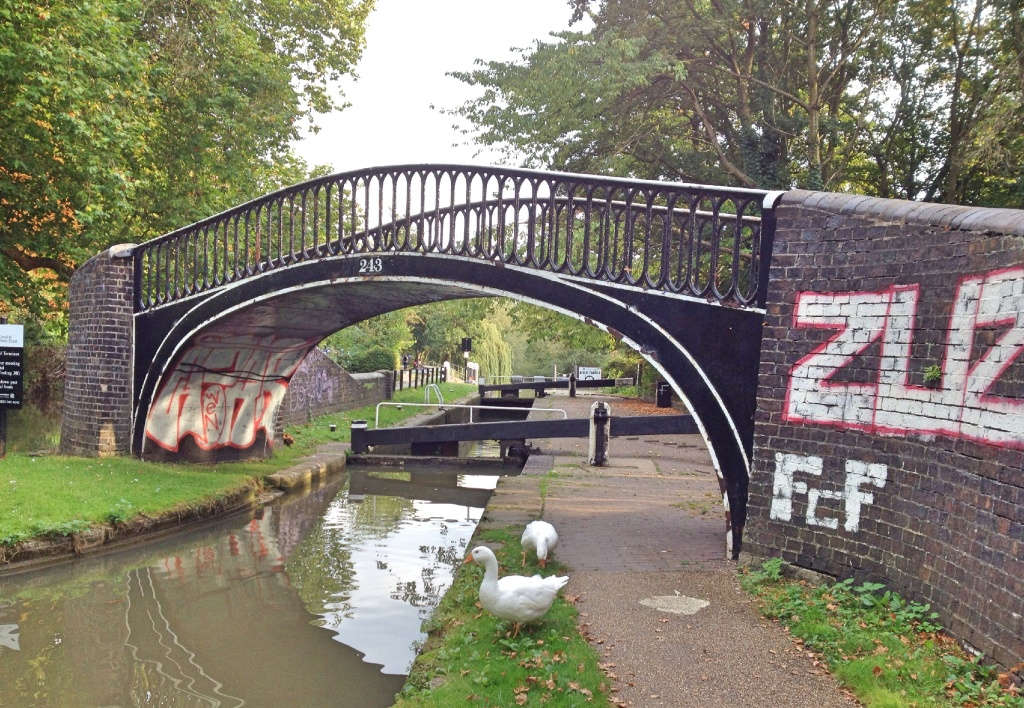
top-left (275, 348), bottom-right (390, 431)
top-left (746, 191), bottom-right (1024, 669)
top-left (59, 246), bottom-right (135, 456)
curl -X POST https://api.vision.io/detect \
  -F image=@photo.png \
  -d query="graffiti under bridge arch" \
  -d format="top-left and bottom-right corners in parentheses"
top-left (130, 164), bottom-right (782, 555)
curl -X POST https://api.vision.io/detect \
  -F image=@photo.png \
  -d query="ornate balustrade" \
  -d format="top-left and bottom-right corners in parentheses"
top-left (133, 165), bottom-right (781, 312)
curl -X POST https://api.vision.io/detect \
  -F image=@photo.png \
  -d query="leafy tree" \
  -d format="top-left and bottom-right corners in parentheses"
top-left (348, 346), bottom-right (398, 373)
top-left (472, 318), bottom-right (514, 380)
top-left (451, 0), bottom-right (893, 190)
top-left (0, 0), bottom-right (372, 324)
top-left (452, 0), bottom-right (1024, 207)
top-left (322, 309), bottom-right (415, 371)
top-left (407, 299), bottom-right (495, 365)
top-left (509, 301), bottom-right (616, 353)
top-left (0, 0), bottom-right (149, 317)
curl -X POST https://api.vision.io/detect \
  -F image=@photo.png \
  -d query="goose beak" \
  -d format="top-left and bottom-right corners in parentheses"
top-left (463, 554), bottom-right (475, 565)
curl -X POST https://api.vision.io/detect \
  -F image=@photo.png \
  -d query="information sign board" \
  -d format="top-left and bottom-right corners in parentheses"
top-left (575, 366), bottom-right (602, 380)
top-left (0, 324), bottom-right (25, 409)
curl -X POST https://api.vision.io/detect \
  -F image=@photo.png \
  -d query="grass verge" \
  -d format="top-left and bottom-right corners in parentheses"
top-left (741, 558), bottom-right (1023, 707)
top-left (395, 527), bottom-right (612, 707)
top-left (0, 383), bottom-right (477, 549)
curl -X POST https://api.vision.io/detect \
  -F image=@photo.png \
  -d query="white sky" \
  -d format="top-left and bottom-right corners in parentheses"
top-left (291, 0), bottom-right (583, 173)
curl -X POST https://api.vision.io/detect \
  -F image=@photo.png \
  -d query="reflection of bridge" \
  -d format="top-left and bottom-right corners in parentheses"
top-left (65, 164), bottom-right (781, 556)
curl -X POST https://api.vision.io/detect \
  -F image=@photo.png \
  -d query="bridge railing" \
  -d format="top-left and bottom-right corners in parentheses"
top-left (132, 165), bottom-right (781, 312)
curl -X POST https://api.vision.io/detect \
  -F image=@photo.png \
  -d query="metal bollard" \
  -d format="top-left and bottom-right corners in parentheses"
top-left (588, 401), bottom-right (610, 466)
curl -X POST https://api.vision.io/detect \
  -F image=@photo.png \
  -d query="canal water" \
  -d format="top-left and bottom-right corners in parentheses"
top-left (0, 466), bottom-right (501, 707)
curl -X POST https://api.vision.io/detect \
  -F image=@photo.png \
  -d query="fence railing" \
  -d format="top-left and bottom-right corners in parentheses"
top-left (393, 365), bottom-right (446, 392)
top-left (132, 164), bottom-right (781, 312)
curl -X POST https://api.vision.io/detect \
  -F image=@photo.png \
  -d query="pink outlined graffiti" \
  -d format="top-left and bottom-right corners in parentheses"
top-left (145, 333), bottom-right (316, 452)
top-left (783, 266), bottom-right (1024, 448)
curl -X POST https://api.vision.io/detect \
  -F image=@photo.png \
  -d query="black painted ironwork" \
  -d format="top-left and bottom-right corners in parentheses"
top-left (132, 165), bottom-right (780, 312)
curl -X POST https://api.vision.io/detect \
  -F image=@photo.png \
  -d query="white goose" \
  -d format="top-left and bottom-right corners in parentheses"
top-left (521, 519), bottom-right (559, 569)
top-left (463, 545), bottom-right (568, 636)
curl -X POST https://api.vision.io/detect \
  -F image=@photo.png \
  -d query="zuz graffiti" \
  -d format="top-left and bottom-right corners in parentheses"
top-left (145, 334), bottom-right (315, 451)
top-left (770, 453), bottom-right (887, 533)
top-left (784, 266), bottom-right (1024, 448)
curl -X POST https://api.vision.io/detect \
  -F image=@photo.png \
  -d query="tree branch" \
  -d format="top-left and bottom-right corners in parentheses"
top-left (682, 84), bottom-right (760, 187)
top-left (1, 246), bottom-right (75, 281)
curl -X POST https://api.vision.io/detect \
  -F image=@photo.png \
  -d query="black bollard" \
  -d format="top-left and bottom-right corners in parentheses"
top-left (588, 401), bottom-right (610, 466)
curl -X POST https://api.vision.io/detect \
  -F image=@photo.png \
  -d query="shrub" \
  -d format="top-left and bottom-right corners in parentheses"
top-left (348, 346), bottom-right (397, 373)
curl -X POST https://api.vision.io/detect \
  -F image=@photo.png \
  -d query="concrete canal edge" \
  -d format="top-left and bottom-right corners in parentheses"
top-left (0, 482), bottom-right (264, 575)
top-left (473, 453), bottom-right (553, 533)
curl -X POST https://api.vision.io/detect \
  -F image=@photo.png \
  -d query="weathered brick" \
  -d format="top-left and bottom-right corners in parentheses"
top-left (748, 193), bottom-right (1024, 670)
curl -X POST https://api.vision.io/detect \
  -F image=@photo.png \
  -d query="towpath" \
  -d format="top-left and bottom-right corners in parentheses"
top-left (476, 392), bottom-right (860, 708)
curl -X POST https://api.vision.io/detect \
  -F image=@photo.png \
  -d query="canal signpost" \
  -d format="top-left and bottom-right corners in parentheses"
top-left (0, 322), bottom-right (24, 458)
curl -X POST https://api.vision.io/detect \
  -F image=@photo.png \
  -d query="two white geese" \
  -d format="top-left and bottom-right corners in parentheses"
top-left (463, 520), bottom-right (566, 636)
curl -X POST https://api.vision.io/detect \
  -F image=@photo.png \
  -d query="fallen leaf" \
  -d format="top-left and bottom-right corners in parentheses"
top-left (873, 665), bottom-right (883, 677)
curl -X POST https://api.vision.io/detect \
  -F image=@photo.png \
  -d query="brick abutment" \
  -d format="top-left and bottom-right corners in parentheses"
top-left (745, 191), bottom-right (1024, 671)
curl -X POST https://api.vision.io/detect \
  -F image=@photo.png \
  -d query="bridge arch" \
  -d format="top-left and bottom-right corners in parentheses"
top-left (134, 252), bottom-right (763, 555)
top-left (65, 165), bottom-right (779, 556)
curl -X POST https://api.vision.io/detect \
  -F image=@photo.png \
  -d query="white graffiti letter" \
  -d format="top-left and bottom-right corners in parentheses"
top-left (770, 453), bottom-right (823, 522)
top-left (806, 488), bottom-right (843, 529)
top-left (843, 460), bottom-right (887, 532)
top-left (785, 290), bottom-right (892, 429)
top-left (960, 267), bottom-right (1024, 447)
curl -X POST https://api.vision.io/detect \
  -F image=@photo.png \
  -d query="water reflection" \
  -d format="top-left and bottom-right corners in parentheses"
top-left (0, 467), bottom-right (498, 706)
top-left (290, 470), bottom-right (497, 675)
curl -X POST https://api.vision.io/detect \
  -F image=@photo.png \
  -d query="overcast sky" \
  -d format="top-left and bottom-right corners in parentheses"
top-left (291, 0), bottom-right (583, 173)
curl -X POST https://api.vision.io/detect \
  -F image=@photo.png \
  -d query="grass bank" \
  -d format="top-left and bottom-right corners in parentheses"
top-left (395, 527), bottom-right (614, 707)
top-left (0, 382), bottom-right (476, 549)
top-left (741, 558), bottom-right (1023, 707)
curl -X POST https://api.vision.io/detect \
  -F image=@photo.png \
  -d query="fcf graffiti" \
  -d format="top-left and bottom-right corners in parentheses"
top-left (770, 453), bottom-right (887, 533)
top-left (784, 266), bottom-right (1024, 448)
